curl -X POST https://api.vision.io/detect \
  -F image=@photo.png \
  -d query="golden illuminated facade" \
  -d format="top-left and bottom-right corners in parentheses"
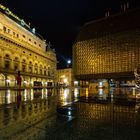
top-left (73, 8), bottom-right (140, 82)
top-left (0, 4), bottom-right (57, 88)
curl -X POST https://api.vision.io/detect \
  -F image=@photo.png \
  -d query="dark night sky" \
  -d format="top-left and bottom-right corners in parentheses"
top-left (1, 0), bottom-right (140, 68)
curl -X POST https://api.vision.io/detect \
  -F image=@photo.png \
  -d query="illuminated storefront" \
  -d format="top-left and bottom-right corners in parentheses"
top-left (57, 68), bottom-right (73, 87)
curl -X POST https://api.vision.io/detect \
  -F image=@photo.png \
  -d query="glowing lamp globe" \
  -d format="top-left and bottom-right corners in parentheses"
top-left (67, 60), bottom-right (71, 64)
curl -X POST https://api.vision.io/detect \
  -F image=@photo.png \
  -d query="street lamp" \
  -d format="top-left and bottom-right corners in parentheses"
top-left (67, 60), bottom-right (71, 64)
top-left (67, 60), bottom-right (71, 67)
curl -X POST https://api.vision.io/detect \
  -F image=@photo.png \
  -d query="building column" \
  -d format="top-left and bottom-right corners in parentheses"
top-left (1, 57), bottom-right (4, 68)
top-left (26, 63), bottom-right (29, 73)
top-left (33, 65), bottom-right (35, 74)
top-left (5, 74), bottom-right (7, 87)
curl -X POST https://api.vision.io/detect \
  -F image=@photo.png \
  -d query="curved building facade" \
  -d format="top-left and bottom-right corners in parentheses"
top-left (73, 8), bottom-right (140, 83)
top-left (0, 4), bottom-right (57, 88)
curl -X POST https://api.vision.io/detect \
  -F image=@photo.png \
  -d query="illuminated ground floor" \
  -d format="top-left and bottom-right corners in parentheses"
top-left (0, 73), bottom-right (55, 89)
top-left (75, 79), bottom-right (136, 89)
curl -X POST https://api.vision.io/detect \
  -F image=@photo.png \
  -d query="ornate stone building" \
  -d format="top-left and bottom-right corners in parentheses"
top-left (0, 4), bottom-right (57, 88)
top-left (56, 68), bottom-right (73, 87)
top-left (73, 8), bottom-right (140, 87)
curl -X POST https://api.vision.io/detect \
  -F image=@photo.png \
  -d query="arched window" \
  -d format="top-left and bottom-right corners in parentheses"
top-left (40, 65), bottom-right (42, 75)
top-left (4, 54), bottom-right (11, 69)
top-left (14, 57), bottom-right (19, 71)
top-left (22, 59), bottom-right (26, 72)
top-left (44, 66), bottom-right (46, 76)
top-left (34, 63), bottom-right (38, 74)
top-left (48, 67), bottom-right (50, 76)
top-left (29, 61), bottom-right (32, 73)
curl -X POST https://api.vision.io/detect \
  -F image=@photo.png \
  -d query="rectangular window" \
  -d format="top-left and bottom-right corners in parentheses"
top-left (5, 61), bottom-right (10, 69)
top-left (44, 70), bottom-right (46, 75)
top-left (29, 67), bottom-right (32, 72)
top-left (3, 26), bottom-right (6, 32)
top-left (35, 68), bottom-right (38, 74)
top-left (40, 69), bottom-right (42, 74)
top-left (14, 64), bottom-right (18, 71)
top-left (48, 71), bottom-right (50, 76)
top-left (22, 65), bottom-right (26, 72)
top-left (8, 29), bottom-right (10, 34)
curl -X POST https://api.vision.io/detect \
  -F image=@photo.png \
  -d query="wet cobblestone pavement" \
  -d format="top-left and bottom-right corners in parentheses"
top-left (0, 88), bottom-right (140, 140)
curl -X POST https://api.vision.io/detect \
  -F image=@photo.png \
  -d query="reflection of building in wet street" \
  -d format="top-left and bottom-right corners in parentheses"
top-left (73, 7), bottom-right (140, 87)
top-left (0, 89), bottom-right (56, 104)
top-left (0, 89), bottom-right (57, 140)
top-left (73, 102), bottom-right (140, 140)
top-left (0, 4), bottom-right (57, 88)
top-left (0, 87), bottom-right (140, 139)
top-left (79, 86), bottom-right (138, 102)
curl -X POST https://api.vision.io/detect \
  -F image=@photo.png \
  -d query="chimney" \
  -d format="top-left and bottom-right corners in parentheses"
top-left (126, 2), bottom-right (129, 9)
top-left (124, 3), bottom-right (126, 11)
top-left (105, 11), bottom-right (110, 17)
top-left (121, 2), bottom-right (129, 12)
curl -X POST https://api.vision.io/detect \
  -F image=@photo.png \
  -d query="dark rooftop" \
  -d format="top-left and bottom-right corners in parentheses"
top-left (77, 8), bottom-right (140, 41)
